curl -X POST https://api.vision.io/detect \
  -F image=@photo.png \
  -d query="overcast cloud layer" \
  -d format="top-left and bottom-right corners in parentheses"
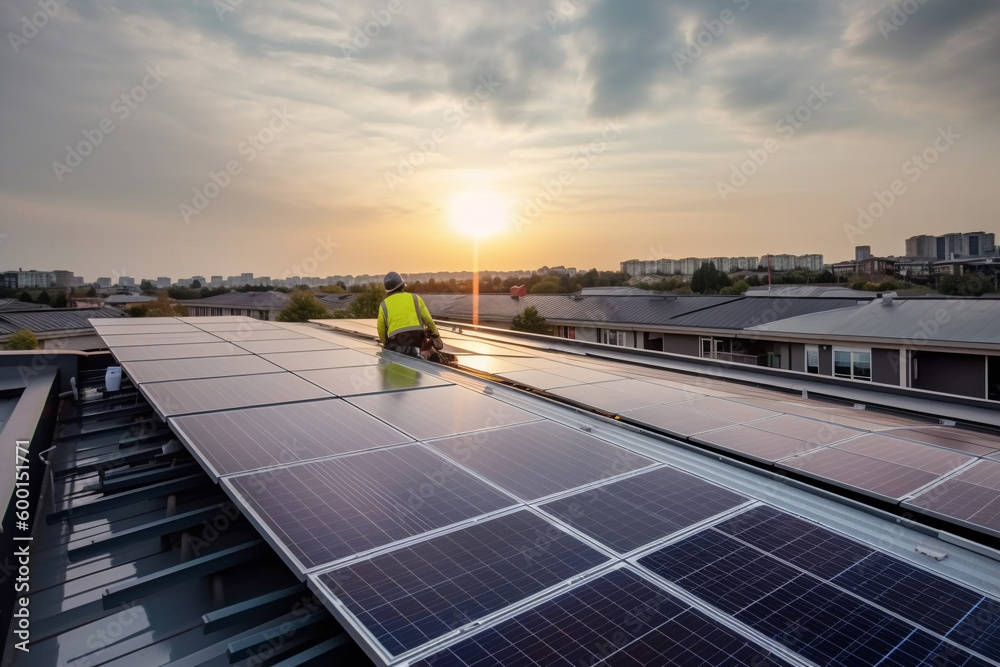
top-left (1, 0), bottom-right (998, 279)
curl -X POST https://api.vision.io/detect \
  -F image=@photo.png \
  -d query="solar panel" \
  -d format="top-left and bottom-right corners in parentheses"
top-left (213, 329), bottom-right (312, 342)
top-left (93, 316), bottom-right (182, 326)
top-left (691, 425), bottom-right (826, 463)
top-left (903, 460), bottom-right (1000, 538)
top-left (778, 436), bottom-right (974, 502)
top-left (835, 552), bottom-right (1000, 654)
top-left (297, 364), bottom-right (450, 397)
top-left (638, 530), bottom-right (992, 667)
top-left (142, 372), bottom-right (332, 417)
top-left (261, 349), bottom-right (380, 372)
top-left (779, 447), bottom-right (943, 501)
top-left (549, 383), bottom-right (663, 413)
top-left (713, 505), bottom-right (875, 580)
top-left (891, 427), bottom-right (1000, 457)
top-left (428, 421), bottom-right (656, 501)
top-left (312, 510), bottom-right (610, 657)
top-left (224, 444), bottom-right (518, 572)
top-left (455, 356), bottom-right (531, 374)
top-left (625, 404), bottom-right (734, 437)
top-left (233, 338), bottom-right (345, 354)
top-left (110, 341), bottom-right (248, 362)
top-left (88, 323), bottom-right (200, 336)
top-left (413, 568), bottom-right (792, 667)
top-left (541, 365), bottom-right (624, 384)
top-left (169, 399), bottom-right (413, 478)
top-left (539, 466), bottom-right (748, 553)
top-left (673, 397), bottom-right (779, 423)
top-left (748, 413), bottom-right (862, 445)
top-left (834, 433), bottom-right (975, 474)
top-left (121, 355), bottom-right (284, 384)
top-left (591, 379), bottom-right (697, 404)
top-left (347, 385), bottom-right (542, 441)
top-left (100, 331), bottom-right (221, 346)
top-left (501, 369), bottom-right (583, 390)
top-left (191, 321), bottom-right (282, 332)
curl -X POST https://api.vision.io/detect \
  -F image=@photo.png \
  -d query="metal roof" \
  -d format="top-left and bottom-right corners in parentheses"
top-left (748, 297), bottom-right (1000, 346)
top-left (318, 292), bottom-right (358, 310)
top-left (744, 285), bottom-right (873, 298)
top-left (420, 293), bottom-right (735, 327)
top-left (179, 290), bottom-right (292, 308)
top-left (664, 296), bottom-right (864, 330)
top-left (0, 299), bottom-right (51, 311)
top-left (0, 307), bottom-right (124, 334)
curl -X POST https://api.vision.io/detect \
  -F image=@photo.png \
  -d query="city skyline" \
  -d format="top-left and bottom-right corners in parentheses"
top-left (2, 2), bottom-right (999, 280)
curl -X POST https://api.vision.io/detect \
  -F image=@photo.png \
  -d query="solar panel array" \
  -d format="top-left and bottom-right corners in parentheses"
top-left (92, 317), bottom-right (1000, 666)
top-left (438, 327), bottom-right (1000, 537)
top-left (638, 505), bottom-right (1000, 666)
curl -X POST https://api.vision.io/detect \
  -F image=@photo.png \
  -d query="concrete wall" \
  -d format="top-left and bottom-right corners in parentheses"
top-left (818, 345), bottom-right (833, 376)
top-left (872, 348), bottom-right (901, 386)
top-left (913, 351), bottom-right (985, 399)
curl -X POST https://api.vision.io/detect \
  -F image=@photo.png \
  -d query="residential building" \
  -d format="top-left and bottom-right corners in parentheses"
top-left (117, 276), bottom-right (135, 287)
top-left (855, 246), bottom-right (872, 261)
top-left (906, 231), bottom-right (996, 259)
top-left (95, 277), bottom-right (112, 288)
top-left (156, 276), bottom-right (171, 288)
top-left (2, 269), bottom-right (62, 289)
top-left (179, 290), bottom-right (291, 320)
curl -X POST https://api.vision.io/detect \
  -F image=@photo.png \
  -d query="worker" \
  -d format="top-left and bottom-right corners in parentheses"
top-left (377, 271), bottom-right (444, 360)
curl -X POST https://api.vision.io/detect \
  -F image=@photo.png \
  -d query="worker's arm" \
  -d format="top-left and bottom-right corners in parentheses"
top-left (416, 296), bottom-right (439, 337)
top-left (376, 301), bottom-right (388, 344)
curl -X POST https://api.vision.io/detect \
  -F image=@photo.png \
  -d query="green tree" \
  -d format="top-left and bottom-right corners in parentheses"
top-left (144, 292), bottom-right (188, 316)
top-left (529, 276), bottom-right (562, 294)
top-left (36, 290), bottom-right (51, 304)
top-left (277, 291), bottom-right (331, 322)
top-left (720, 279), bottom-right (750, 295)
top-left (86, 286), bottom-right (98, 297)
top-left (18, 291), bottom-right (34, 303)
top-left (511, 306), bottom-right (553, 335)
top-left (334, 283), bottom-right (387, 318)
top-left (690, 262), bottom-right (732, 294)
top-left (190, 279), bottom-right (202, 289)
top-left (140, 280), bottom-right (155, 295)
top-left (939, 274), bottom-right (993, 297)
top-left (52, 291), bottom-right (68, 308)
top-left (6, 329), bottom-right (39, 350)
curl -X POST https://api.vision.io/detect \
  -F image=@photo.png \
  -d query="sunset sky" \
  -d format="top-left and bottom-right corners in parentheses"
top-left (2, 0), bottom-right (998, 280)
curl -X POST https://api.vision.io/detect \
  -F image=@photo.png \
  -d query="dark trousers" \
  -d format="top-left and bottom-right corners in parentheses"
top-left (385, 330), bottom-right (426, 357)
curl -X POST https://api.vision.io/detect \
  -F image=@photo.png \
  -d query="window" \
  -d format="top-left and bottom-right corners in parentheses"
top-left (602, 330), bottom-right (626, 346)
top-left (989, 356), bottom-right (1000, 402)
top-left (834, 349), bottom-right (872, 381)
top-left (805, 345), bottom-right (819, 374)
top-left (700, 337), bottom-right (733, 359)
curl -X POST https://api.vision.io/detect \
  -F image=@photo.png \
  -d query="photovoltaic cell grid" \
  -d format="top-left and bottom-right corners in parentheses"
top-left (169, 399), bottom-right (413, 478)
top-left (99, 331), bottom-right (221, 346)
top-left (347, 385), bottom-right (542, 441)
top-left (312, 510), bottom-right (610, 657)
top-left (428, 421), bottom-right (656, 501)
top-left (539, 466), bottom-right (749, 554)
top-left (297, 364), bottom-right (451, 397)
top-left (778, 433), bottom-right (975, 501)
top-left (639, 505), bottom-right (1000, 665)
top-left (121, 354), bottom-right (284, 384)
top-left (261, 348), bottom-right (382, 372)
top-left (224, 444), bottom-right (518, 573)
top-left (904, 459), bottom-right (1000, 538)
top-left (413, 568), bottom-right (791, 667)
top-left (142, 372), bottom-right (332, 417)
top-left (109, 341), bottom-right (248, 362)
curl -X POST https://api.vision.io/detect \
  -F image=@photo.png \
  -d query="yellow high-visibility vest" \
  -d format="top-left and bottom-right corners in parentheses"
top-left (377, 292), bottom-right (439, 343)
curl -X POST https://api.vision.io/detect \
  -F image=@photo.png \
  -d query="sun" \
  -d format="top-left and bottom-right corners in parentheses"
top-left (448, 191), bottom-right (512, 239)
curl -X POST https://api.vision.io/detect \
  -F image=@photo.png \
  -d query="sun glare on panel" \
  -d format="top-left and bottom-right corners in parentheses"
top-left (448, 191), bottom-right (512, 239)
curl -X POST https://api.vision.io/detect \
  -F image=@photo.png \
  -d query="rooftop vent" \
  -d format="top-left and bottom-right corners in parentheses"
top-left (881, 292), bottom-right (897, 306)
